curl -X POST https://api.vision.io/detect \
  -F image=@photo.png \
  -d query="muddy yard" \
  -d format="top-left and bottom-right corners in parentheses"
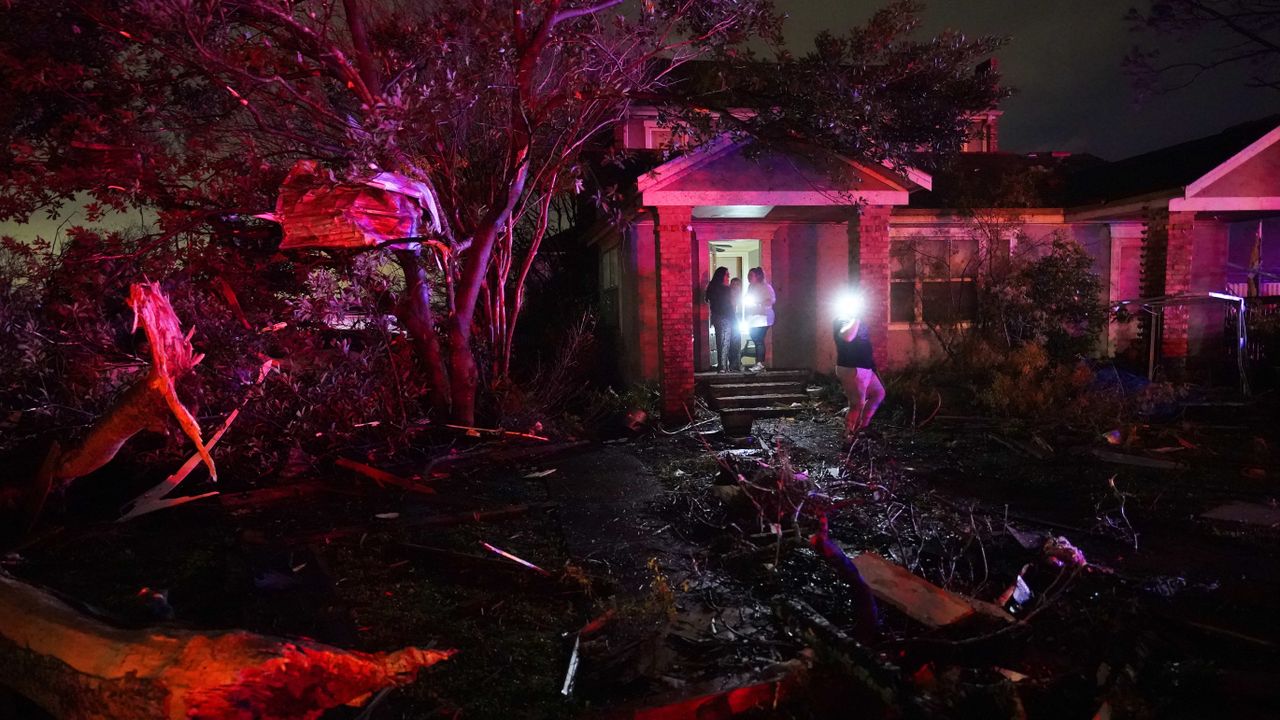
top-left (3, 397), bottom-right (1278, 719)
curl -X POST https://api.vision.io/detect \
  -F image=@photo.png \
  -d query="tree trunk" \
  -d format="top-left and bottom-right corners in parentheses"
top-left (394, 249), bottom-right (452, 416)
top-left (447, 321), bottom-right (479, 425)
top-left (0, 572), bottom-right (452, 720)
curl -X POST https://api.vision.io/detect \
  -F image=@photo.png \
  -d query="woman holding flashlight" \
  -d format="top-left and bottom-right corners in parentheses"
top-left (745, 267), bottom-right (775, 372)
top-left (834, 289), bottom-right (885, 441)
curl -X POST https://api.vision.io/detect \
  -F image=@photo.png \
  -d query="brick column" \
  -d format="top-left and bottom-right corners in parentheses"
top-left (849, 205), bottom-right (892, 369)
top-left (1162, 211), bottom-right (1195, 360)
top-left (655, 206), bottom-right (696, 421)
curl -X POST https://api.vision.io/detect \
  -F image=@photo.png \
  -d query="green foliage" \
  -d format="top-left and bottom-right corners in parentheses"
top-left (986, 234), bottom-right (1108, 362)
top-left (976, 343), bottom-right (1096, 419)
top-left (0, 231), bottom-right (426, 475)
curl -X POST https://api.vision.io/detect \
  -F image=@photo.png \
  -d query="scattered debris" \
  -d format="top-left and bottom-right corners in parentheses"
top-left (1201, 501), bottom-right (1280, 527)
top-left (1090, 448), bottom-right (1184, 470)
top-left (560, 633), bottom-right (581, 696)
top-left (37, 283), bottom-right (216, 508)
top-left (807, 516), bottom-right (878, 641)
top-left (849, 551), bottom-right (1014, 628)
top-left (1043, 536), bottom-right (1088, 568)
top-left (480, 541), bottom-right (551, 576)
top-left (0, 572), bottom-right (453, 719)
top-left (335, 457), bottom-right (435, 495)
top-left (444, 424), bottom-right (549, 442)
top-left (989, 434), bottom-right (1048, 460)
top-left (626, 654), bottom-right (811, 720)
top-left (996, 566), bottom-right (1034, 615)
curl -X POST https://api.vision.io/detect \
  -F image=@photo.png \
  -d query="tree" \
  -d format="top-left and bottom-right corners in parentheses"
top-left (1127, 1), bottom-right (1280, 94)
top-left (1, 0), bottom-right (1004, 424)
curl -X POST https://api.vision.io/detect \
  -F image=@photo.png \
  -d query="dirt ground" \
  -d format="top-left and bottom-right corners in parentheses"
top-left (3, 395), bottom-right (1279, 719)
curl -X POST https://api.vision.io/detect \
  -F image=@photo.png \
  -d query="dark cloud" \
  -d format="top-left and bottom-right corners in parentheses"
top-left (777, 0), bottom-right (1280, 159)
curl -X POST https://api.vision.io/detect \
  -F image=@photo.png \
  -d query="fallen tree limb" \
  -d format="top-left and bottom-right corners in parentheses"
top-left (118, 358), bottom-right (276, 522)
top-left (336, 457), bottom-right (435, 495)
top-left (39, 284), bottom-right (215, 493)
top-left (0, 572), bottom-right (453, 720)
top-left (808, 517), bottom-right (879, 643)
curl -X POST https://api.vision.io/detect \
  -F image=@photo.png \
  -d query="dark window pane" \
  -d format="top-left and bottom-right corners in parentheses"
top-left (600, 288), bottom-right (619, 327)
top-left (890, 242), bottom-right (916, 279)
top-left (890, 282), bottom-right (916, 323)
top-left (922, 280), bottom-right (977, 323)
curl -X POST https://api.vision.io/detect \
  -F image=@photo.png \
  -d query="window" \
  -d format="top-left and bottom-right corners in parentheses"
top-left (643, 121), bottom-right (689, 151)
top-left (890, 237), bottom-right (979, 324)
top-left (599, 245), bottom-right (620, 326)
top-left (600, 246), bottom-right (619, 290)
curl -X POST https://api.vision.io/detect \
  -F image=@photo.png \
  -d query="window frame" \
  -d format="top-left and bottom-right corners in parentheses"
top-left (888, 232), bottom-right (985, 329)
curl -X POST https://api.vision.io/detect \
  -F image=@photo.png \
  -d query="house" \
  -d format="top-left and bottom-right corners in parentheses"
top-left (590, 107), bottom-right (1280, 418)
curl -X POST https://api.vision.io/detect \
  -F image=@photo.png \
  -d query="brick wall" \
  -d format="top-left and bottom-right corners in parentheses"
top-left (850, 206), bottom-right (892, 368)
top-left (1162, 211), bottom-right (1195, 359)
top-left (655, 206), bottom-right (695, 420)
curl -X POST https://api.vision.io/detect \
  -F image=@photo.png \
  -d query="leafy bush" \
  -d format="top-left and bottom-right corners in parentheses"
top-left (0, 229), bottom-right (428, 483)
top-left (986, 234), bottom-right (1107, 362)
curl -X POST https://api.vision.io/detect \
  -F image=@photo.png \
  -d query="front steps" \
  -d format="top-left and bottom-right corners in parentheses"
top-left (696, 369), bottom-right (811, 433)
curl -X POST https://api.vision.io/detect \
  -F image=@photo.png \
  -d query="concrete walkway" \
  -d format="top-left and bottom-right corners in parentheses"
top-left (544, 447), bottom-right (674, 594)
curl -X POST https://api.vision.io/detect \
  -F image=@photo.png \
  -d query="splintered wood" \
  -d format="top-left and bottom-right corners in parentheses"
top-left (851, 552), bottom-right (1014, 628)
top-left (0, 572), bottom-right (453, 720)
top-left (42, 282), bottom-right (214, 488)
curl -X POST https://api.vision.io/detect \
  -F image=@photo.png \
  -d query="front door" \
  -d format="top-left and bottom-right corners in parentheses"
top-left (707, 240), bottom-right (762, 369)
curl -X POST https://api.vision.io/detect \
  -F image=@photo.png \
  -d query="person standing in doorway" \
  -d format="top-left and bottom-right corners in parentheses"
top-left (728, 277), bottom-right (745, 371)
top-left (834, 289), bottom-right (885, 441)
top-left (705, 266), bottom-right (733, 372)
top-left (745, 267), bottom-right (776, 372)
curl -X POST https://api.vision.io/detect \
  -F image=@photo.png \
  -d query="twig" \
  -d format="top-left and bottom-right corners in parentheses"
top-left (444, 424), bottom-right (549, 442)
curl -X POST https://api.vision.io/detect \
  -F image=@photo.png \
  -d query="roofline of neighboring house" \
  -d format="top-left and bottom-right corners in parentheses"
top-left (1065, 189), bottom-right (1184, 222)
top-left (893, 208), bottom-right (1067, 224)
top-left (1187, 123), bottom-right (1280, 195)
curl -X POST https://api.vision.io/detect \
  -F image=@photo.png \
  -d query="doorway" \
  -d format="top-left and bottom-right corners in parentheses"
top-left (708, 239), bottom-right (762, 370)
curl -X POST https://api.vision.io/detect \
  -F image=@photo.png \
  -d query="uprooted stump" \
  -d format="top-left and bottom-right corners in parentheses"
top-left (0, 572), bottom-right (454, 720)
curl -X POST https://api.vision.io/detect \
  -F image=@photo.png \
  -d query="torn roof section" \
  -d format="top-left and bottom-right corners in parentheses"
top-left (267, 160), bottom-right (442, 251)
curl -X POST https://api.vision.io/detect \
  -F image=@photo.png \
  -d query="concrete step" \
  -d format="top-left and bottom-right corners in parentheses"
top-left (696, 369), bottom-right (809, 385)
top-left (707, 382), bottom-right (806, 398)
top-left (709, 393), bottom-right (809, 409)
top-left (718, 406), bottom-right (802, 420)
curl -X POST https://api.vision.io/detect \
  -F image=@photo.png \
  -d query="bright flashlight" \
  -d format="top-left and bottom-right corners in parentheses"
top-left (834, 291), bottom-right (865, 320)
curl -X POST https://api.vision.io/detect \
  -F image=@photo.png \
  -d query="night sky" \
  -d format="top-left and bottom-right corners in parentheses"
top-left (780, 0), bottom-right (1280, 160)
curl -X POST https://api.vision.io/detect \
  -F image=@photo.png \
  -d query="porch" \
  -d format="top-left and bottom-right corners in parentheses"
top-left (635, 139), bottom-right (928, 419)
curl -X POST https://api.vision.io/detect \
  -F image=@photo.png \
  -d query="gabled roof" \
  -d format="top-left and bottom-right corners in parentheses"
top-left (1067, 115), bottom-right (1280, 206)
top-left (910, 151), bottom-right (1104, 210)
top-left (637, 137), bottom-right (930, 208)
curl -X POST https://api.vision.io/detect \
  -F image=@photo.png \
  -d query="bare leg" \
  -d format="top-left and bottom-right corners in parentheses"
top-left (857, 371), bottom-right (886, 430)
top-left (838, 367), bottom-right (866, 438)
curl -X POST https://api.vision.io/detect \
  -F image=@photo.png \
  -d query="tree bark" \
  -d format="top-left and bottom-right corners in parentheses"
top-left (0, 572), bottom-right (452, 720)
top-left (447, 321), bottom-right (479, 425)
top-left (393, 249), bottom-right (452, 416)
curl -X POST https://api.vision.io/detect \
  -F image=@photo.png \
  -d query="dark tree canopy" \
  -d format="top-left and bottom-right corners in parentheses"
top-left (1128, 0), bottom-right (1280, 94)
top-left (0, 0), bottom-right (1005, 422)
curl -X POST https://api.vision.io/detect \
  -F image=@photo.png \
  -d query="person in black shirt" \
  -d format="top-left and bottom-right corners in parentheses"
top-left (705, 267), bottom-right (734, 372)
top-left (834, 295), bottom-right (885, 440)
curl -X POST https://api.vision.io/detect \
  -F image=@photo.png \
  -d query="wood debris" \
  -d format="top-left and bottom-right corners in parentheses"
top-left (0, 572), bottom-right (453, 720)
